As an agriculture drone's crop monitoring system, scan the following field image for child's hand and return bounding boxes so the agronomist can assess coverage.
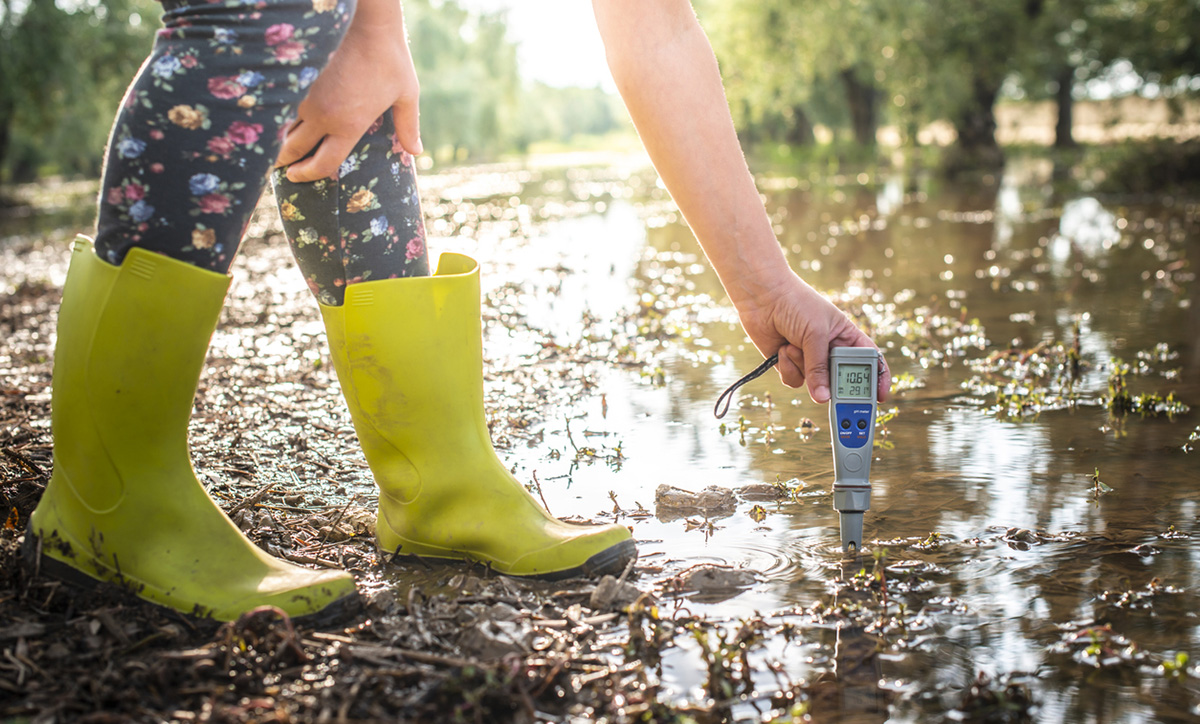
[275,3,421,182]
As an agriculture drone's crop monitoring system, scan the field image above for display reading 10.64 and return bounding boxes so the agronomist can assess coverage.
[836,363,872,399]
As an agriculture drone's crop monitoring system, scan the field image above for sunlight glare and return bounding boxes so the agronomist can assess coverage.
[459,0,614,90]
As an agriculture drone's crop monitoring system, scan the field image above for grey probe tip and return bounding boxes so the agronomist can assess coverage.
[839,512,864,554]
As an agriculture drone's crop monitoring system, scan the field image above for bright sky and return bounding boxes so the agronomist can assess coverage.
[457,0,615,90]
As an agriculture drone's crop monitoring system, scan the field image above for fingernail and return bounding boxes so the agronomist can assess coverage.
[815,385,830,403]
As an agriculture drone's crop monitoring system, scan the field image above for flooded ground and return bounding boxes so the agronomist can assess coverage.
[2,153,1198,721]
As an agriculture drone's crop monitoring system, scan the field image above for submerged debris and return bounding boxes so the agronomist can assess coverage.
[672,564,758,601]
[653,484,737,522]
[954,671,1037,724]
[3,163,1200,722]
[1106,358,1191,418]
[1049,623,1149,670]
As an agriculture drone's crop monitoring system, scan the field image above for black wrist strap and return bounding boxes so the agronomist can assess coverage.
[713,353,779,419]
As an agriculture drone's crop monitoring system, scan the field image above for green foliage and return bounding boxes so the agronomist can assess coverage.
[377,0,630,163]
[406,0,518,161]
[1091,0,1200,89]
[1087,138,1200,195]
[0,0,627,181]
[1160,651,1190,680]
[702,0,1200,164]
[1105,357,1191,418]
[516,82,627,151]
[0,0,158,182]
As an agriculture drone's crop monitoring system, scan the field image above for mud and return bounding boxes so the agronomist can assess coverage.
[2,154,1200,722]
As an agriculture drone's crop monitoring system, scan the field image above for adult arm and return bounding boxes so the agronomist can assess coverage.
[276,0,422,182]
[592,0,889,402]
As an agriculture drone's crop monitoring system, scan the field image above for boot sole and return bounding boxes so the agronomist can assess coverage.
[388,537,639,581]
[21,523,362,627]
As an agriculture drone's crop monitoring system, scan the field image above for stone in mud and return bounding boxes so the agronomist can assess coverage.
[485,602,521,622]
[588,574,642,610]
[457,618,533,659]
[312,506,376,542]
[364,588,401,614]
[447,574,485,594]
[736,482,791,501]
[654,484,737,522]
[674,564,758,603]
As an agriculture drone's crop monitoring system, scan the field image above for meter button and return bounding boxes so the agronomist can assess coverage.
[857,419,867,430]
[841,419,851,430]
[844,452,863,472]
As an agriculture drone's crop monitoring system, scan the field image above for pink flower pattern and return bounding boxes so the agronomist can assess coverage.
[272,109,429,306]
[95,0,355,273]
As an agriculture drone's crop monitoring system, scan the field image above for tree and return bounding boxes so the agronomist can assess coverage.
[406,0,522,161]
[703,0,887,148]
[0,0,157,182]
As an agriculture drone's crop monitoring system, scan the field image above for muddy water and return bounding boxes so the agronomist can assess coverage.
[468,160,1200,721]
[4,158,1198,720]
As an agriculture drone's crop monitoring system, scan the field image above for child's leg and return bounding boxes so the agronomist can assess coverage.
[272,109,430,306]
[95,0,355,273]
[29,0,365,623]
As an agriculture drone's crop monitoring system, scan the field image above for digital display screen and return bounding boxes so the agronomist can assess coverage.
[836,363,873,399]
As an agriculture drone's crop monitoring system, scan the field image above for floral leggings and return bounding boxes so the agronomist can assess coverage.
[95,0,429,306]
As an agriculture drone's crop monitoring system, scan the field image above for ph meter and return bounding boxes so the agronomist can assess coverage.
[828,347,880,553]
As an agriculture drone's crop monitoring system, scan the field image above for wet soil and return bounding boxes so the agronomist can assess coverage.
[3,155,1200,722]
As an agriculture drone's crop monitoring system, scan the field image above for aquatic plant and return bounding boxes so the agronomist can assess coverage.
[687,619,760,707]
[1105,357,1191,418]
[1159,652,1191,681]
[955,672,1037,724]
[873,406,899,449]
[1135,342,1182,376]
[1098,577,1184,611]
[889,372,925,394]
[771,475,805,500]
[1051,624,1148,670]
[963,334,1087,420]
[1090,467,1113,497]
[1184,426,1200,453]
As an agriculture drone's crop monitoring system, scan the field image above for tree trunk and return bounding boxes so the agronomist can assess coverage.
[0,112,10,182]
[947,73,1005,173]
[785,105,815,146]
[840,68,879,147]
[1054,65,1076,148]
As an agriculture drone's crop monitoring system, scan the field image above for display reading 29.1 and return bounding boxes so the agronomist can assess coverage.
[837,363,872,399]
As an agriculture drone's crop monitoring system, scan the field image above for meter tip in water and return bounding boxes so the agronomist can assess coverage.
[838,511,864,551]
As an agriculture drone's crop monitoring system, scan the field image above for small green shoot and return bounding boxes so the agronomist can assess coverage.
[1091,467,1113,497]
[1161,651,1190,681]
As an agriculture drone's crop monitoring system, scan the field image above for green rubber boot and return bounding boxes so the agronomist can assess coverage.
[24,237,358,621]
[320,253,636,579]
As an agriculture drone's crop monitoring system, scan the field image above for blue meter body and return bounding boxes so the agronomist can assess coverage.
[828,347,880,552]
[834,403,873,449]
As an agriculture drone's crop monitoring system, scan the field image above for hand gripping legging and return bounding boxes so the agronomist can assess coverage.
[271,109,430,306]
[95,0,429,306]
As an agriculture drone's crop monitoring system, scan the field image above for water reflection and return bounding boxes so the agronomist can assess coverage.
[496,160,1198,720]
[7,159,1196,719]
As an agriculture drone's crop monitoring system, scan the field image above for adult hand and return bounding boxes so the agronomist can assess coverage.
[732,271,890,404]
[276,0,421,182]
[592,0,888,405]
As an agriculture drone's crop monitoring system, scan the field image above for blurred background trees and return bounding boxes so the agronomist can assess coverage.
[705,0,1200,172]
[0,0,622,182]
[2,0,1198,183]
[0,0,157,182]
